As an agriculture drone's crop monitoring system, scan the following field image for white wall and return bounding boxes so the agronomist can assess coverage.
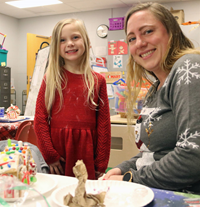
[1,0,200,110]
[0,14,19,91]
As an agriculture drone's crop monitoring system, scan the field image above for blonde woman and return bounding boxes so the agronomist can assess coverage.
[104,2,200,194]
[34,18,111,180]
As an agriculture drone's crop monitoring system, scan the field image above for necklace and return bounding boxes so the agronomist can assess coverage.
[145,121,153,148]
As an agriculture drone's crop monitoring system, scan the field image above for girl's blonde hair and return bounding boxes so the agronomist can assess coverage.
[124,2,200,124]
[45,18,96,114]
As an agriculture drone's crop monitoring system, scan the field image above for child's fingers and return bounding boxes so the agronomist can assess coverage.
[60,157,66,162]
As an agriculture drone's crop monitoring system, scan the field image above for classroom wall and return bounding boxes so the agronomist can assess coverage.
[0,0,200,110]
[0,13,19,91]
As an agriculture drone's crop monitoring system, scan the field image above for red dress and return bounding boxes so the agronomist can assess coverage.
[34,69,111,179]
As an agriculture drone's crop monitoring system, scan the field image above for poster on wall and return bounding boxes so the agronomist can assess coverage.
[108,40,128,55]
[113,55,123,68]
[108,41,118,55]
[118,41,128,55]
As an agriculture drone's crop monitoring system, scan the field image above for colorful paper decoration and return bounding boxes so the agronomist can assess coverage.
[108,40,128,55]
[118,41,128,55]
[108,41,118,55]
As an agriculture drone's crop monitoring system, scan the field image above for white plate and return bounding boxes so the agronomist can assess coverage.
[0,116,30,123]
[51,180,154,207]
[3,173,57,202]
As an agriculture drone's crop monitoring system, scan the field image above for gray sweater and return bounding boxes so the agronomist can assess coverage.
[117,54,200,193]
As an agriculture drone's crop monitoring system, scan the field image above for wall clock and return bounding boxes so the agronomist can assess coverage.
[96,24,109,38]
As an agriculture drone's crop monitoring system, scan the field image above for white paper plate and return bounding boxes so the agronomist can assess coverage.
[0,116,30,123]
[3,173,57,202]
[51,180,154,207]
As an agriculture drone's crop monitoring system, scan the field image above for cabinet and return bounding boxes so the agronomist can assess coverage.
[22,90,27,115]
[0,66,11,109]
[108,115,139,168]
[11,89,16,105]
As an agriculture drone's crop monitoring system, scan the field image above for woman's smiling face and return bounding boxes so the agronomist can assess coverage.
[127,9,170,75]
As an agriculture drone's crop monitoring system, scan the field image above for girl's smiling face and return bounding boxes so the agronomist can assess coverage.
[59,23,85,65]
[127,9,170,75]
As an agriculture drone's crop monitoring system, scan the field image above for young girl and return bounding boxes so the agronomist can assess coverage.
[34,18,111,180]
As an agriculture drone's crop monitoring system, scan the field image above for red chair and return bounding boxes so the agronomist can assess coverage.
[15,120,38,147]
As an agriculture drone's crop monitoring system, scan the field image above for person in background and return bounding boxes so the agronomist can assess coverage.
[34,18,111,180]
[104,2,200,194]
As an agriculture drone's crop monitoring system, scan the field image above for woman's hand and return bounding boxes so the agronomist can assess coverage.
[108,175,123,181]
[49,157,65,175]
[103,168,122,180]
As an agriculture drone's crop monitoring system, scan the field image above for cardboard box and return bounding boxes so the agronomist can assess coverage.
[170,8,184,25]
[100,71,122,84]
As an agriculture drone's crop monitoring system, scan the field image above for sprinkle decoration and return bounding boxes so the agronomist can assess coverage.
[0,160,15,166]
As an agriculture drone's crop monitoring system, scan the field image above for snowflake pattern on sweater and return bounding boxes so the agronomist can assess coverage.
[117,54,200,192]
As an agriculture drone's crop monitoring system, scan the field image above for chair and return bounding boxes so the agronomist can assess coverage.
[15,120,31,138]
[15,120,38,147]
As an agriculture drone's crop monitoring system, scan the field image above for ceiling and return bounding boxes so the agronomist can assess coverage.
[0,0,190,19]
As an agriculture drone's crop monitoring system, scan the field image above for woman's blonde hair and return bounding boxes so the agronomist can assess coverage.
[125,2,200,124]
[45,18,96,114]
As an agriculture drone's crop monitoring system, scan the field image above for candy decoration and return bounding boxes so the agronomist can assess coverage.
[18,141,22,148]
[7,139,12,147]
[23,178,28,184]
[30,176,37,183]
[3,157,8,161]
[0,160,15,166]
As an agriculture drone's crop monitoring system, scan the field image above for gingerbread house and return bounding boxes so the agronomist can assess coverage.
[0,139,37,199]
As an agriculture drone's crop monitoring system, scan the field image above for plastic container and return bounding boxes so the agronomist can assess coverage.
[0,107,4,117]
[109,17,125,30]
[0,176,49,207]
[113,85,147,116]
[0,49,8,66]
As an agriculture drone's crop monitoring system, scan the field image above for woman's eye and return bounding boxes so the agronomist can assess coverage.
[145,29,153,35]
[128,37,136,43]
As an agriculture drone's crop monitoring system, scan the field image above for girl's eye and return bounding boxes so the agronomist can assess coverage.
[73,35,79,40]
[60,38,65,42]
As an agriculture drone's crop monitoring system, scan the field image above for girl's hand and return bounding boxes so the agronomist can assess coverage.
[103,168,122,180]
[49,157,65,175]
[95,171,104,179]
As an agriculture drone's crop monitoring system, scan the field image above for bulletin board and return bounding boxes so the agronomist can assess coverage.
[107,30,128,74]
[24,46,50,116]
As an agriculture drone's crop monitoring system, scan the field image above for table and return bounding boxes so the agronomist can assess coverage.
[14,173,200,207]
[110,114,136,124]
[0,122,20,140]
[0,116,34,140]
